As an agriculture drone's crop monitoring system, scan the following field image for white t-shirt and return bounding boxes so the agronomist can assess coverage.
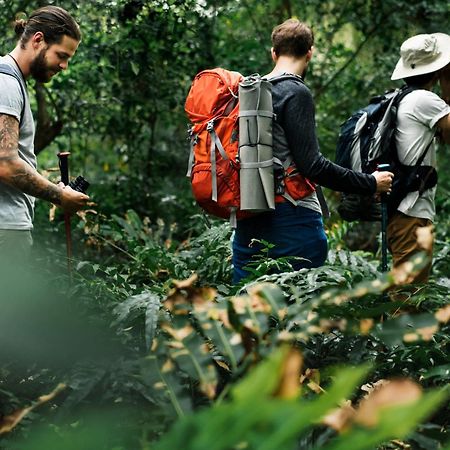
[395,89,450,221]
[0,56,36,230]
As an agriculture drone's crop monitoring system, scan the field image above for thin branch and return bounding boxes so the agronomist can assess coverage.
[315,27,377,99]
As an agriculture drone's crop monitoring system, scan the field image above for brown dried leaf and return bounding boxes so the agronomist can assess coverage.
[307,380,324,394]
[215,359,230,372]
[231,296,248,314]
[201,381,217,400]
[403,333,420,343]
[190,287,217,307]
[273,348,303,399]
[416,325,438,341]
[161,358,175,373]
[206,308,232,329]
[48,204,57,222]
[391,439,411,449]
[435,305,450,323]
[300,369,324,394]
[172,273,198,290]
[360,379,389,395]
[354,379,422,427]
[391,261,415,285]
[161,323,195,341]
[360,318,374,335]
[322,400,356,432]
[319,319,347,333]
[0,383,66,435]
[165,274,217,313]
[244,284,273,314]
[404,324,438,343]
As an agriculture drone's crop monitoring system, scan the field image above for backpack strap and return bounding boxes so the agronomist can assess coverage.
[393,85,433,174]
[273,155,297,205]
[0,63,26,125]
[208,120,230,202]
[185,119,231,204]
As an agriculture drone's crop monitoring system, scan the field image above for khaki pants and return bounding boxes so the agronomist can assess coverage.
[387,212,433,284]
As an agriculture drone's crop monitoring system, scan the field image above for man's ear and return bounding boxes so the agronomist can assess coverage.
[30,32,46,49]
[306,47,313,62]
[271,47,278,63]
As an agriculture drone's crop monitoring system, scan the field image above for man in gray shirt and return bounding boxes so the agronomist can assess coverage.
[0,6,88,260]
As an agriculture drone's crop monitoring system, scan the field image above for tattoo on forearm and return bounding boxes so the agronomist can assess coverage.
[0,114,62,204]
[10,168,62,204]
[0,114,20,159]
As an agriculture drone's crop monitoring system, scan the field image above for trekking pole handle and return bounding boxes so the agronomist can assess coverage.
[58,152,71,185]
[377,163,391,199]
[377,163,391,172]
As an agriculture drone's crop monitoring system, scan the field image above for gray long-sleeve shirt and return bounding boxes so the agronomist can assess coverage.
[272,76,376,195]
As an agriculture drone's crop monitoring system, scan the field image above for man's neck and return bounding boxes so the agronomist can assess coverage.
[266,55,308,79]
[8,47,30,79]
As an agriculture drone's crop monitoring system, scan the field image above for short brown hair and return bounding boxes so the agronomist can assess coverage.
[14,6,81,49]
[271,19,314,57]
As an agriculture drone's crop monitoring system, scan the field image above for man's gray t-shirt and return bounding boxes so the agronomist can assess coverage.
[0,56,36,230]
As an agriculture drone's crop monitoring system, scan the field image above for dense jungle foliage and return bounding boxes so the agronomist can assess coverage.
[0,0,449,449]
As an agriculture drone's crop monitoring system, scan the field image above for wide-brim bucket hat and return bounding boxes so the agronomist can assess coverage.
[391,33,450,80]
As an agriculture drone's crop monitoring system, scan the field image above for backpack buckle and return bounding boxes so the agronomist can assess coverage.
[206,120,215,132]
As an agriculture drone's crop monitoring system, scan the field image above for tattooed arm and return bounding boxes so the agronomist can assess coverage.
[0,114,89,213]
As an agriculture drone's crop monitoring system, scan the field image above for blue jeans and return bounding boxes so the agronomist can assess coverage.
[232,203,328,283]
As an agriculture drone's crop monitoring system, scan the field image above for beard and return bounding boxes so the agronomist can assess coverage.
[30,48,58,83]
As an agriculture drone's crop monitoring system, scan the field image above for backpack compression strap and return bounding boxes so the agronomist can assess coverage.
[0,64,26,125]
[186,118,233,203]
[186,118,234,199]
[207,120,230,202]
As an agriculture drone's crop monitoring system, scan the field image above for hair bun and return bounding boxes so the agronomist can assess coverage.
[13,13,28,36]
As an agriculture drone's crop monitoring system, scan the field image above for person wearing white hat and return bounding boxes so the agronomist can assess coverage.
[388,32,450,283]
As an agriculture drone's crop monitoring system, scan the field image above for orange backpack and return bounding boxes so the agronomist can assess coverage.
[185,68,243,222]
[185,68,315,224]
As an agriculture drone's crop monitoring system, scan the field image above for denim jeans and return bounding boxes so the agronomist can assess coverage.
[232,202,328,284]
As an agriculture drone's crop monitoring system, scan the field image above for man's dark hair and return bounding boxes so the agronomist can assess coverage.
[271,19,314,58]
[14,6,81,49]
[403,71,438,88]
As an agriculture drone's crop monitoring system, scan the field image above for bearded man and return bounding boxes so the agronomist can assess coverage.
[0,6,89,260]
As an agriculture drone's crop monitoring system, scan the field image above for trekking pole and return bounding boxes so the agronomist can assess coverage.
[377,164,390,272]
[58,151,73,280]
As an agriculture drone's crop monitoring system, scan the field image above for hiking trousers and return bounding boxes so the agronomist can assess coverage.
[387,212,433,283]
[232,202,328,284]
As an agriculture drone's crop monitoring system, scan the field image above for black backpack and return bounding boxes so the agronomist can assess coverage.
[335,86,437,221]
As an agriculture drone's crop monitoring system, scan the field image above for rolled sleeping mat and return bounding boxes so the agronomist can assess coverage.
[239,75,275,212]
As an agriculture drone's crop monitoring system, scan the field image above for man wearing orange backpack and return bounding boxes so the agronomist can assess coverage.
[232,19,393,283]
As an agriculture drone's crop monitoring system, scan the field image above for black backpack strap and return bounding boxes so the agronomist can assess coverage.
[393,85,433,170]
[0,63,26,125]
